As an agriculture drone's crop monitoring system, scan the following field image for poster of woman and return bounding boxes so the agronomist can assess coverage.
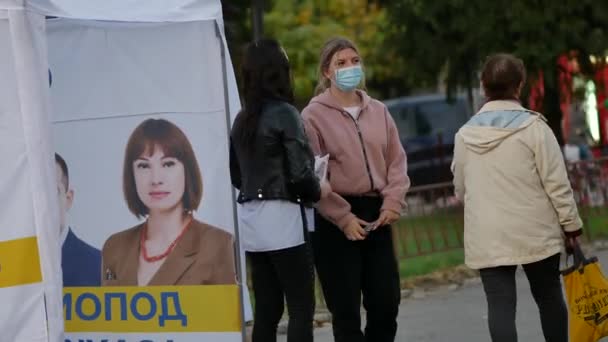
[101,118,236,286]
[46,11,244,341]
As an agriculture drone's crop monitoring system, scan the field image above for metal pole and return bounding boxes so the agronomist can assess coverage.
[215,22,247,342]
[252,0,264,41]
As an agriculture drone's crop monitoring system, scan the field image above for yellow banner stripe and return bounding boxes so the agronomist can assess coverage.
[0,236,42,288]
[64,285,241,333]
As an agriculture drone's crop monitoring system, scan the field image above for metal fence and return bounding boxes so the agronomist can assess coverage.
[392,182,463,260]
[567,157,608,241]
[394,157,608,261]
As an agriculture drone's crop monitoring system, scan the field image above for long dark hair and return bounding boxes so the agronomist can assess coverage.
[233,39,295,148]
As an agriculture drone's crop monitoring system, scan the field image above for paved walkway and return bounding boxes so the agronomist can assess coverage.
[278,249,608,342]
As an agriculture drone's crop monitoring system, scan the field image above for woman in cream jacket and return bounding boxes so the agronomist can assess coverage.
[452,54,582,342]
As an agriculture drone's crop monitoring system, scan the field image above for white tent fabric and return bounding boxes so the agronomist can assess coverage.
[27,0,242,125]
[29,0,223,22]
[48,19,226,121]
[0,1,250,341]
[0,6,63,342]
[25,0,241,122]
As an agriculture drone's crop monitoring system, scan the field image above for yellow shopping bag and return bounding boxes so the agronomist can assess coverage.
[562,243,608,342]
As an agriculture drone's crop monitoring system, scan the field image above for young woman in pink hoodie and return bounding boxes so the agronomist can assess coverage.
[302,37,410,342]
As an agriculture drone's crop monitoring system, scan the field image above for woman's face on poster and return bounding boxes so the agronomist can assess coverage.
[133,145,186,214]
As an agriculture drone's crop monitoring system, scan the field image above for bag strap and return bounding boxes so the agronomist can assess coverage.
[299,203,310,243]
[572,242,587,268]
[562,240,599,275]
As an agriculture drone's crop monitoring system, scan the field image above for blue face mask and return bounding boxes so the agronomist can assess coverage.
[335,65,363,92]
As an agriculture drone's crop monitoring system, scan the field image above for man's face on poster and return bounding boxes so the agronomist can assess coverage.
[56,162,74,231]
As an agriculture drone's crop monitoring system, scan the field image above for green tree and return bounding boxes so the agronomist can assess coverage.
[221,0,253,77]
[387,0,608,142]
[265,0,410,106]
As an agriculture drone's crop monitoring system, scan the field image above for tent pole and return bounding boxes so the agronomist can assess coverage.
[216,21,247,342]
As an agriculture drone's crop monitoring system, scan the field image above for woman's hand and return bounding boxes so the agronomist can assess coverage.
[343,217,370,241]
[375,209,401,228]
[565,235,582,255]
[564,228,583,255]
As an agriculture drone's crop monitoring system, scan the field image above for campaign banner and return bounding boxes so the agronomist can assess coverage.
[63,286,240,341]
[47,18,243,342]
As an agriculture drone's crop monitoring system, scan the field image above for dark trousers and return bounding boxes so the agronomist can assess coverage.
[248,243,315,342]
[479,253,568,342]
[313,196,401,342]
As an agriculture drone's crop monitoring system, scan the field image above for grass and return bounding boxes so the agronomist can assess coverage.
[394,208,463,257]
[581,206,608,240]
[398,250,464,278]
[393,207,465,278]
[393,205,608,279]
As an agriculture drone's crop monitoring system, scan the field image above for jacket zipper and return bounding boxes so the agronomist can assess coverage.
[346,113,375,192]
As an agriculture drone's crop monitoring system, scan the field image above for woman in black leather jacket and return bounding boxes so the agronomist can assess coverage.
[230,39,325,342]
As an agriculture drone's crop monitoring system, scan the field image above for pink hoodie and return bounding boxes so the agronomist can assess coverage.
[302,89,410,230]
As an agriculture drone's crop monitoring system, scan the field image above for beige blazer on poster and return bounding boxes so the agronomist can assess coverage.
[101,219,236,286]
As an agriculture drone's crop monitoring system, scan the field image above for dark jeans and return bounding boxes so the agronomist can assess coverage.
[313,196,401,342]
[479,253,568,342]
[248,243,315,342]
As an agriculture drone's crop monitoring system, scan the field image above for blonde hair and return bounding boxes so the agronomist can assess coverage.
[314,37,365,95]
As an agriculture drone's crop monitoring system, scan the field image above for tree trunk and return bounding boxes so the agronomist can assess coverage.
[252,0,264,41]
[465,62,475,116]
[543,63,564,146]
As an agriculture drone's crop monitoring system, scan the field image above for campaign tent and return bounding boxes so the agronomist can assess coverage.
[0,1,248,341]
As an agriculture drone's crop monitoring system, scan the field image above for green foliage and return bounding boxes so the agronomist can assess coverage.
[389,0,608,87]
[387,0,608,131]
[221,0,252,77]
[265,0,409,106]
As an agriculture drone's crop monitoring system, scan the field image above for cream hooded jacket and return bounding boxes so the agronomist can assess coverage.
[452,100,582,269]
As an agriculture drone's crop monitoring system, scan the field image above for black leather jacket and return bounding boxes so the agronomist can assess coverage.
[230,101,321,205]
